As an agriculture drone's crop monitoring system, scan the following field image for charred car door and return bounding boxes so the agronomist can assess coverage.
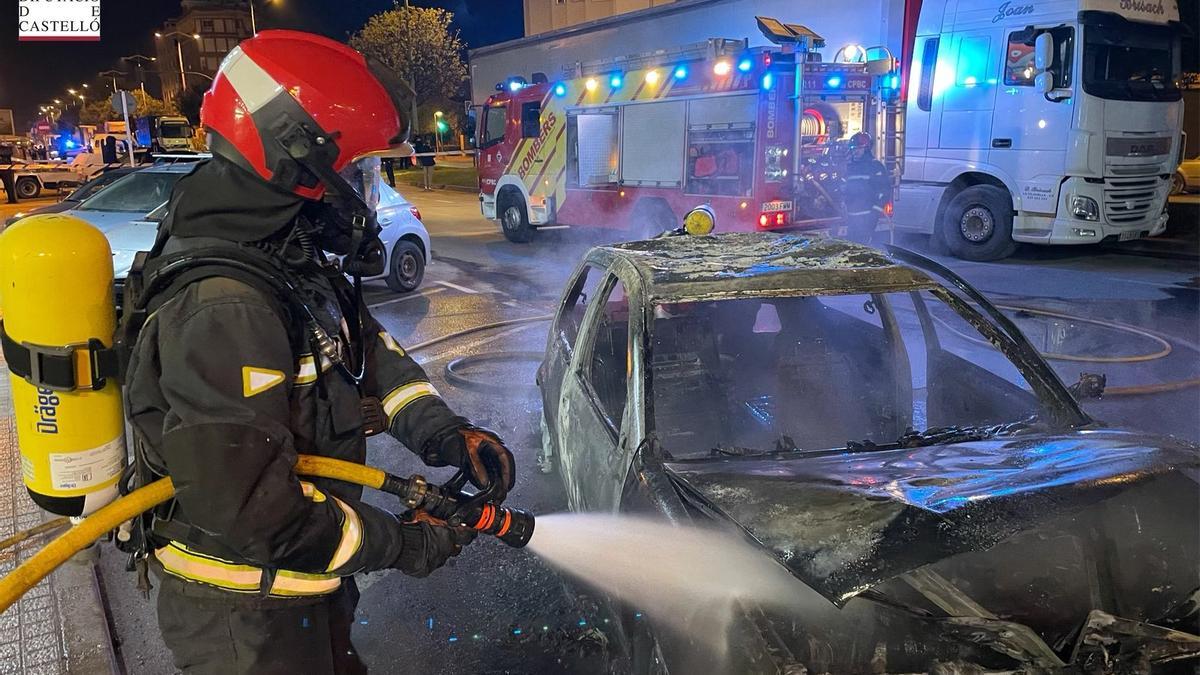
[556,268,643,512]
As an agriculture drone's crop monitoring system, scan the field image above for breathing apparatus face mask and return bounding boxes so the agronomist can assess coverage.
[313,156,386,277]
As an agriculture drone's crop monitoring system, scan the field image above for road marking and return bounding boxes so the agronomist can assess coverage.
[436,280,480,295]
[367,286,444,309]
[414,323,543,366]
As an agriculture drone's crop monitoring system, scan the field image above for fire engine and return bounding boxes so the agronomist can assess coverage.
[477,24,901,243]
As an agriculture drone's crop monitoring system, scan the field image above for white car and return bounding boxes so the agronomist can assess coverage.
[107,177,430,294]
[1172,157,1200,195]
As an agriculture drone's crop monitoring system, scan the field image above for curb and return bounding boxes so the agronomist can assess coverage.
[395,181,476,194]
[51,553,120,674]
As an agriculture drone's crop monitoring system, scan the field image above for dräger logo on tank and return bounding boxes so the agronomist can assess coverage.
[18,0,101,42]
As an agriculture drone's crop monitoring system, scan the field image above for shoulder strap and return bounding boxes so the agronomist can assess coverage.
[114,246,311,381]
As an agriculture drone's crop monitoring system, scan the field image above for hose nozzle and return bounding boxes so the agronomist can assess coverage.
[468,503,535,548]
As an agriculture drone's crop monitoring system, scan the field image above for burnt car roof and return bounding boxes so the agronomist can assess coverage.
[663,428,1200,606]
[592,232,937,303]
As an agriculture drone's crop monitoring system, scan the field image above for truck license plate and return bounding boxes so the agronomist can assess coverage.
[1118,230,1141,242]
[761,200,793,213]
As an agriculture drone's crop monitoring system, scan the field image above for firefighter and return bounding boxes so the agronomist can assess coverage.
[842,132,890,245]
[121,31,515,674]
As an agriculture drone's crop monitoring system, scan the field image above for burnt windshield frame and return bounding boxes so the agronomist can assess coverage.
[888,244,1089,426]
[1079,12,1182,103]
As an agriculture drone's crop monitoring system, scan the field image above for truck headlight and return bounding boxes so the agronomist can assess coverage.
[1070,195,1099,221]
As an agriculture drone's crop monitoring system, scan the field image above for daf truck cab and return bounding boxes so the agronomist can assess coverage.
[895,0,1185,260]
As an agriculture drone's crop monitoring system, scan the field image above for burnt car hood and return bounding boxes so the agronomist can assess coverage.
[663,428,1200,606]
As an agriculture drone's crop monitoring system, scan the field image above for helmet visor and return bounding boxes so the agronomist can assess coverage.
[338,156,382,211]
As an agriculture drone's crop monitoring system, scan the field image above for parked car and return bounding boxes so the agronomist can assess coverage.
[536,231,1200,674]
[374,180,430,293]
[4,167,137,228]
[66,162,195,233]
[106,173,429,294]
[1172,157,1200,195]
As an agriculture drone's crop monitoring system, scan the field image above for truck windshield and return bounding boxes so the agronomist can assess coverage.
[160,124,194,139]
[1082,23,1181,102]
[76,171,183,213]
[646,291,1066,459]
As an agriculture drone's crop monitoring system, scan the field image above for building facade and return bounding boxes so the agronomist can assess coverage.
[155,0,251,102]
[523,0,678,36]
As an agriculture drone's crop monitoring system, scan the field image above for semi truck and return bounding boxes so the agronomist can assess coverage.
[134,115,194,153]
[472,0,1186,259]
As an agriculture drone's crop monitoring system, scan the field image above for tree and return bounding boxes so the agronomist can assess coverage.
[349,4,468,134]
[78,91,178,125]
[176,84,208,126]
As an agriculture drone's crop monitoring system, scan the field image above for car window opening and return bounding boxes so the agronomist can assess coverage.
[647,292,1044,459]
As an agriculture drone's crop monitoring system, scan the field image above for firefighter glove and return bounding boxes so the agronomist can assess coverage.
[394,511,476,578]
[426,421,516,501]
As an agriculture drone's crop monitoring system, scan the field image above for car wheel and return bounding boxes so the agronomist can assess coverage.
[500,193,535,243]
[940,185,1017,261]
[14,177,41,200]
[1170,172,1186,196]
[385,240,425,293]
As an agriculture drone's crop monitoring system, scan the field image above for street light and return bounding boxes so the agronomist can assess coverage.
[249,0,281,35]
[122,55,157,94]
[100,69,127,93]
[156,30,202,96]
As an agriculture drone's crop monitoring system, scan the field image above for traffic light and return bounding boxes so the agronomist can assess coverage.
[436,120,448,133]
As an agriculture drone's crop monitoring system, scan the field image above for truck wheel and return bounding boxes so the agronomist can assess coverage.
[1170,172,1186,195]
[385,239,425,293]
[499,193,534,243]
[940,185,1017,261]
[14,177,41,200]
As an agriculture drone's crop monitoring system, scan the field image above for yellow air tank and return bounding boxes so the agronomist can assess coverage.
[0,214,125,516]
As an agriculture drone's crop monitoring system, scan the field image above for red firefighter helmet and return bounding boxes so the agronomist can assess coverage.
[848,132,873,151]
[201,30,409,201]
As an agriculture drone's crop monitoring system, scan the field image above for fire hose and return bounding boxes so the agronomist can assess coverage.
[0,455,534,615]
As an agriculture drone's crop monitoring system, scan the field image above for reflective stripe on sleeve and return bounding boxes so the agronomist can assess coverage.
[325,496,364,573]
[381,381,440,424]
[270,570,342,596]
[379,332,407,356]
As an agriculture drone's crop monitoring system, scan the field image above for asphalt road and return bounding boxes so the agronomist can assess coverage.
[41,186,1200,673]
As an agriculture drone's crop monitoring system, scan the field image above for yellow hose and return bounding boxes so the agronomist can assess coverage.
[0,455,391,615]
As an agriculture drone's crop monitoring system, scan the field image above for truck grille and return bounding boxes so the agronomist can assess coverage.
[1104,177,1161,225]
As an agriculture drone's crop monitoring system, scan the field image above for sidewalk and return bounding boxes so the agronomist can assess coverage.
[0,355,118,674]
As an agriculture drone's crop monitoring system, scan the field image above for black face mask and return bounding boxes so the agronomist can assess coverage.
[302,199,386,278]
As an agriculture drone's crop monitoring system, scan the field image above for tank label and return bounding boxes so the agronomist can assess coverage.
[34,387,59,434]
[48,436,125,491]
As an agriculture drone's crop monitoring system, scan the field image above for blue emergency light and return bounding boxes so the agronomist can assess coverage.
[737,58,753,73]
[554,83,567,97]
[826,75,842,88]
[761,72,774,90]
[609,73,623,88]
[673,65,688,80]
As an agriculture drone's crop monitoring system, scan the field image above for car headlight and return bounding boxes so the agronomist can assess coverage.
[1070,195,1099,221]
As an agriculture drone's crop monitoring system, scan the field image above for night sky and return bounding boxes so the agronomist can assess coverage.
[0,0,525,127]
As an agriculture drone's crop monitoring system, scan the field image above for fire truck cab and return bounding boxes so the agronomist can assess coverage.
[477,28,901,243]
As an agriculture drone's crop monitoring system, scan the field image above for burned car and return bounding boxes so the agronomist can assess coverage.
[535,232,1200,673]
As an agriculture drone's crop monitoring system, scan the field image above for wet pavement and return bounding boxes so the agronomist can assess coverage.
[83,187,1198,673]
